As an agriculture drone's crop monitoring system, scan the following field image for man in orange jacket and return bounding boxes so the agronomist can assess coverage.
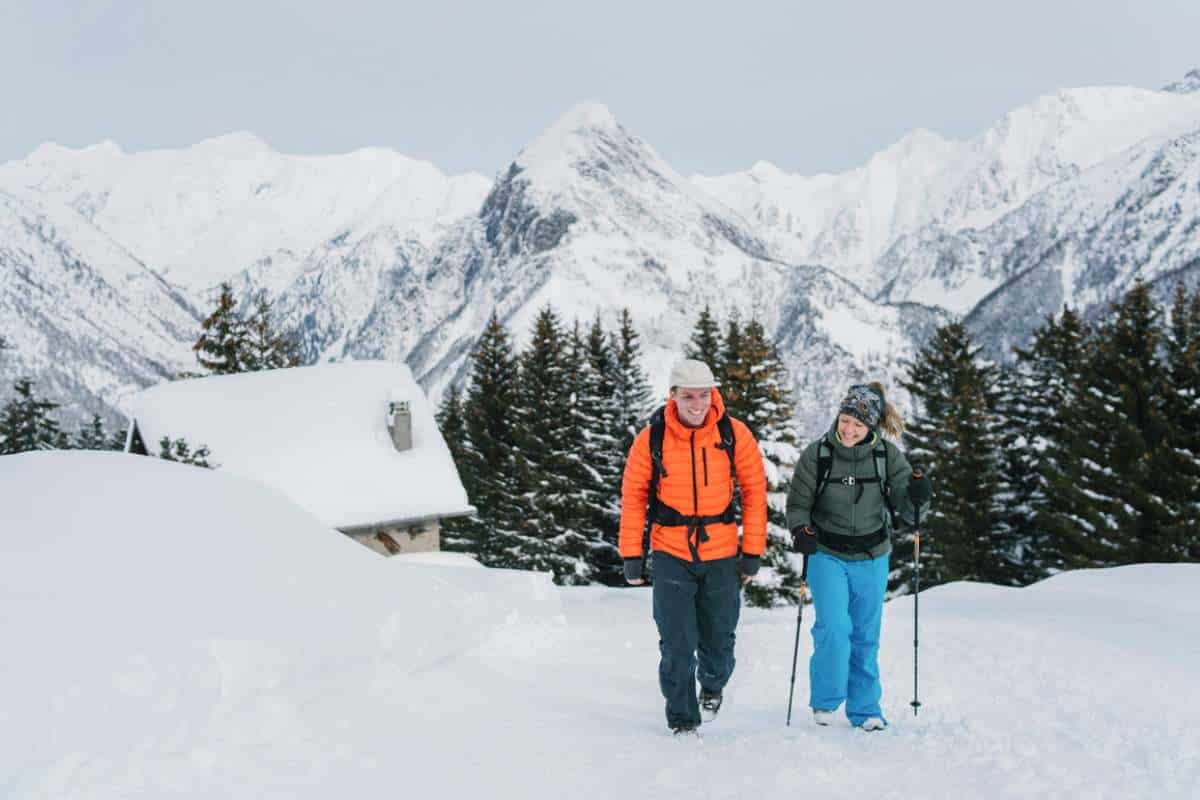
[620,358,768,735]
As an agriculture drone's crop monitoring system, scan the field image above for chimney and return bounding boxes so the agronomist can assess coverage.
[388,400,412,452]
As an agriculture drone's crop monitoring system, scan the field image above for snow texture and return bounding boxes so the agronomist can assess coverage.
[121,361,471,529]
[2,451,1196,798]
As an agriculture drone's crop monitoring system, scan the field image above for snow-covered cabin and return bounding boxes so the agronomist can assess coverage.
[122,361,473,556]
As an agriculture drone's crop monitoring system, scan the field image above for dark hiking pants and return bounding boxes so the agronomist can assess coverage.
[651,552,741,728]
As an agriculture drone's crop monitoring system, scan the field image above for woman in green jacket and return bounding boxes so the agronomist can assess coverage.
[785,383,932,731]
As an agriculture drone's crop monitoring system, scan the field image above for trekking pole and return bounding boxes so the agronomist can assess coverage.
[786,555,809,726]
[911,501,922,717]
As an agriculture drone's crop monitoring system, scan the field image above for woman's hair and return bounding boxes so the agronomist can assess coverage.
[869,381,906,440]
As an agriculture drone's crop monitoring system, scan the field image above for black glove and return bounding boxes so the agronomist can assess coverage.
[623,557,644,583]
[791,525,818,555]
[740,554,761,578]
[907,471,932,505]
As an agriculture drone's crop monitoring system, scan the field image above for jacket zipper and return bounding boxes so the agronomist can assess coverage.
[702,447,709,486]
[690,432,699,513]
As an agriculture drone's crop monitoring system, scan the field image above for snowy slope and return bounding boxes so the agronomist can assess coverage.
[2,451,1196,798]
[6,72,1200,431]
[696,83,1200,311]
[294,101,940,434]
[0,189,200,421]
[0,133,491,293]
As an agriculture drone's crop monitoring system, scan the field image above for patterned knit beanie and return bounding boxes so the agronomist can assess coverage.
[839,384,885,430]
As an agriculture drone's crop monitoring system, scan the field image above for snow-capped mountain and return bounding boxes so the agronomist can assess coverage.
[0,135,491,426]
[2,71,1198,434]
[0,133,490,295]
[268,102,937,433]
[0,188,199,422]
[696,83,1200,314]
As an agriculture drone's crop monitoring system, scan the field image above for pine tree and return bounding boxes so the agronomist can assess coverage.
[436,385,469,485]
[686,305,723,370]
[1163,283,1200,560]
[0,379,68,454]
[1010,307,1091,578]
[720,315,751,422]
[453,313,543,571]
[516,307,593,584]
[579,314,625,584]
[1081,282,1174,563]
[893,323,1009,593]
[157,436,213,468]
[435,383,474,551]
[244,296,302,371]
[734,320,805,607]
[611,308,653,454]
[73,414,126,451]
[194,283,249,375]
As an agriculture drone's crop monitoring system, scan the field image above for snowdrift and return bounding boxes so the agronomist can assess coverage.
[2,450,1197,799]
[0,452,558,797]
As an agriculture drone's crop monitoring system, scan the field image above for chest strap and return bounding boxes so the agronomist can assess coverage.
[651,501,737,561]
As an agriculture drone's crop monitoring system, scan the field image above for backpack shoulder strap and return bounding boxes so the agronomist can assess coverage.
[873,443,899,528]
[715,413,736,477]
[812,439,834,512]
[642,406,668,555]
[648,406,668,486]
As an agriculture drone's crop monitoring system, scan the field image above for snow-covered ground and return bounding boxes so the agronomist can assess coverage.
[2,452,1197,798]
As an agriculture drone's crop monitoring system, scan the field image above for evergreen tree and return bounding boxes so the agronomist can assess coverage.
[893,323,1009,593]
[435,383,474,551]
[1069,282,1174,564]
[579,314,625,584]
[435,385,469,486]
[734,320,805,607]
[73,414,127,451]
[194,282,249,375]
[611,308,653,454]
[720,315,751,422]
[515,307,593,584]
[452,313,544,571]
[244,296,302,371]
[1008,307,1091,579]
[157,436,213,467]
[1163,283,1200,559]
[686,305,723,370]
[991,364,1039,582]
[0,379,68,454]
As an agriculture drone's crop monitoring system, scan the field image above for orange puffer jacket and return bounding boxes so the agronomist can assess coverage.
[619,388,767,562]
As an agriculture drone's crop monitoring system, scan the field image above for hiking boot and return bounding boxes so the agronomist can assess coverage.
[671,723,700,737]
[813,708,836,727]
[699,689,723,722]
[858,717,887,732]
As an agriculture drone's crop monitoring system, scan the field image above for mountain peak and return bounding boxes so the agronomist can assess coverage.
[514,101,625,173]
[192,131,272,157]
[549,101,621,133]
[24,139,124,165]
[1163,68,1200,95]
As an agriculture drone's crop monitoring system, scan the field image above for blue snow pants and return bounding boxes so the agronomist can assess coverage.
[651,552,741,729]
[807,549,890,727]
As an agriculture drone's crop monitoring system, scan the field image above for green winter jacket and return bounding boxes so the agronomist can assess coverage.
[785,426,926,562]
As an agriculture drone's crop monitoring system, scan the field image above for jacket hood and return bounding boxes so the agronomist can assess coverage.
[665,387,726,438]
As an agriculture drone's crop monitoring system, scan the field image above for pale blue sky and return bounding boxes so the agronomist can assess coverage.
[2,0,1197,177]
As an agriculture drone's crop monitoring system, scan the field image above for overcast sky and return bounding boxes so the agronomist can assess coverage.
[2,0,1198,177]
